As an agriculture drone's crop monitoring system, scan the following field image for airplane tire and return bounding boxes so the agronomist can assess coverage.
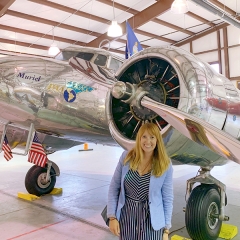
[25,165,56,196]
[185,184,222,240]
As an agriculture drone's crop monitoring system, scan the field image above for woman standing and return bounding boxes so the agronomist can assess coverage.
[107,123,173,240]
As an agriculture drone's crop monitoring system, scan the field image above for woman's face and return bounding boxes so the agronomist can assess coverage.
[140,130,157,154]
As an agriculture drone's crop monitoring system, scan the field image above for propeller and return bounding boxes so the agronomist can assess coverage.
[111,80,240,164]
[141,96,240,164]
[112,57,180,140]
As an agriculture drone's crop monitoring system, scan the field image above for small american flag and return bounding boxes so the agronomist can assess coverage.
[28,132,47,167]
[2,135,13,161]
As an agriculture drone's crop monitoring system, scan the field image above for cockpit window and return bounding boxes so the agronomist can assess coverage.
[55,51,94,61]
[94,54,107,66]
[109,57,123,71]
[76,52,94,61]
[55,51,75,61]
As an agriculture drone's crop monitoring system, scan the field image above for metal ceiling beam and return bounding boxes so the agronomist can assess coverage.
[207,0,238,16]
[207,0,240,23]
[175,22,229,47]
[4,10,149,52]
[134,29,175,44]
[0,49,46,57]
[25,1,150,48]
[102,47,124,55]
[0,24,85,46]
[0,38,49,50]
[6,10,101,37]
[0,36,125,56]
[0,0,15,17]
[29,0,110,24]
[190,0,240,29]
[2,0,229,57]
[186,11,215,27]
[97,0,138,15]
[223,27,230,78]
[217,30,222,74]
[28,0,174,45]
[86,0,175,48]
[112,38,149,49]
[97,0,193,35]
[151,18,194,35]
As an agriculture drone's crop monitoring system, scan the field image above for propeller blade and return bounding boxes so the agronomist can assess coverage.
[141,96,240,164]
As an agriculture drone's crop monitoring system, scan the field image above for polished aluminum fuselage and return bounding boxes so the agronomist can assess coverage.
[0,55,113,146]
[105,47,240,167]
[1,46,240,168]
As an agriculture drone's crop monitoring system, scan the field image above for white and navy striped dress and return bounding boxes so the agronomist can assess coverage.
[119,169,163,240]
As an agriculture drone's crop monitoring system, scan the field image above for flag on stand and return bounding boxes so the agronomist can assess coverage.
[125,21,143,59]
[28,132,48,167]
[2,135,13,161]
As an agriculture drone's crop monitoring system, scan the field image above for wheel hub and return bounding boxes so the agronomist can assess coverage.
[37,172,51,188]
[207,202,219,229]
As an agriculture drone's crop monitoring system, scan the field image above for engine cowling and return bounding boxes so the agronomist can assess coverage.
[106,46,239,166]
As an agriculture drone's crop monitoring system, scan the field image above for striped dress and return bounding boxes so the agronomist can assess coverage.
[119,169,163,240]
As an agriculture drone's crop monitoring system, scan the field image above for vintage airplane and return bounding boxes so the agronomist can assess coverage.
[0,46,124,194]
[0,45,240,240]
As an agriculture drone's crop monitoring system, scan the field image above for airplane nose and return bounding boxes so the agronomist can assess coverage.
[111,81,131,100]
[111,81,148,109]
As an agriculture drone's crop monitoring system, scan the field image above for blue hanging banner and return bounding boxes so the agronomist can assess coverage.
[125,21,143,59]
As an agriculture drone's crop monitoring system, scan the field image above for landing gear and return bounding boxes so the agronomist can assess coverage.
[25,161,60,196]
[186,184,222,240]
[185,167,229,240]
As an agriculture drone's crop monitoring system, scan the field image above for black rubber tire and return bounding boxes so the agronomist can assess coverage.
[185,184,222,240]
[25,165,56,196]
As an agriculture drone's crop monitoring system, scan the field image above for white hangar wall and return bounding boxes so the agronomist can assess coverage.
[180,25,240,91]
[193,32,218,52]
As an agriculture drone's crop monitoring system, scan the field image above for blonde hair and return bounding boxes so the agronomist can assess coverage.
[124,123,170,177]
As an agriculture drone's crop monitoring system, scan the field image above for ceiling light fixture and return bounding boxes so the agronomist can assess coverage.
[48,27,60,56]
[107,0,122,37]
[48,43,60,56]
[171,0,188,14]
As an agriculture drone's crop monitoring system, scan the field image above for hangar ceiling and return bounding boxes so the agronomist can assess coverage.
[0,0,239,58]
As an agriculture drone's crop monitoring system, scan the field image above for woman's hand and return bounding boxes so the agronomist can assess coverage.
[109,219,120,236]
[163,232,169,240]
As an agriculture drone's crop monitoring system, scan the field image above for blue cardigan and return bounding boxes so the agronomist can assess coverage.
[107,150,174,230]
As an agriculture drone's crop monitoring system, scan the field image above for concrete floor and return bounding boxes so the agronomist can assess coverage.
[0,143,239,240]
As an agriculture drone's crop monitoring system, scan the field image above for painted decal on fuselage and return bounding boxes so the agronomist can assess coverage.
[46,81,95,103]
[16,72,43,84]
[47,83,65,93]
[62,81,95,103]
[66,81,94,93]
[63,88,76,103]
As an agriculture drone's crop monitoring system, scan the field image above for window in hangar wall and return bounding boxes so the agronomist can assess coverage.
[209,63,220,73]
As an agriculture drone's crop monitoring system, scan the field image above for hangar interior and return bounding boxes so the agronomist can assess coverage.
[0,144,240,239]
[1,0,240,86]
[1,0,240,240]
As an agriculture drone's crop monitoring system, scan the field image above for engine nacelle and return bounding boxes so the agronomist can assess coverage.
[106,46,239,167]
